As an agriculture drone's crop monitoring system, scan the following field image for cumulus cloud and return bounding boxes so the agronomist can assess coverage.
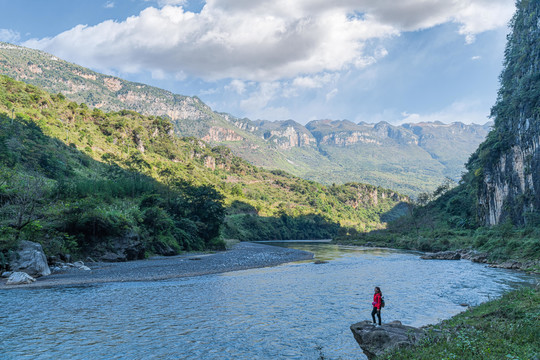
[104,1,115,9]
[292,73,338,89]
[226,79,247,94]
[23,0,514,82]
[238,82,291,119]
[0,29,21,43]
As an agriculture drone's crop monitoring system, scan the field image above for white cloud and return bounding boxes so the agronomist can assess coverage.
[453,0,515,44]
[292,73,338,89]
[151,69,166,79]
[400,111,421,123]
[104,1,115,9]
[23,1,514,82]
[400,100,490,125]
[0,29,20,43]
[199,87,219,95]
[174,71,187,80]
[326,88,338,101]
[145,0,186,6]
[238,82,291,119]
[471,55,481,61]
[226,79,246,94]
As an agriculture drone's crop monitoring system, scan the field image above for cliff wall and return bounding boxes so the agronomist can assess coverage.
[475,0,540,226]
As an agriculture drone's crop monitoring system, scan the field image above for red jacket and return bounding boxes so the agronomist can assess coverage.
[372,293,382,309]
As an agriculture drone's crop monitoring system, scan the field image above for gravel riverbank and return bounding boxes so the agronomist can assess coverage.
[0,242,314,289]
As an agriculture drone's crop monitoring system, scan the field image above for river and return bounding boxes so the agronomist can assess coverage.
[1,243,537,359]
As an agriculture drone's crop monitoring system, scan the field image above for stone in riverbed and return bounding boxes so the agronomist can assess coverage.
[420,250,461,260]
[6,272,36,285]
[9,240,51,277]
[350,320,426,359]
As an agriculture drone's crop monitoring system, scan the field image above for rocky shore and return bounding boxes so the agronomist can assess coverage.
[0,242,313,289]
[420,249,540,273]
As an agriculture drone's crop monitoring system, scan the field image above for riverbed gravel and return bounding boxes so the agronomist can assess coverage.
[0,242,314,289]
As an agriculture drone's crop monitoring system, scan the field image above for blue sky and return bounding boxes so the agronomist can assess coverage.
[0,0,514,125]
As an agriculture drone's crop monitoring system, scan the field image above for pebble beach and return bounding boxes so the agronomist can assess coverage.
[0,242,314,289]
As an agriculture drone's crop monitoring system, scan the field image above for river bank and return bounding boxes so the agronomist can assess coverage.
[333,238,540,274]
[0,242,313,289]
[376,286,540,359]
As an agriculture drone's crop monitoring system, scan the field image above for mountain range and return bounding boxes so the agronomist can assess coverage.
[0,42,491,195]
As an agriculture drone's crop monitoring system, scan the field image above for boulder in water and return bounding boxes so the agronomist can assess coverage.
[9,241,51,277]
[350,320,426,359]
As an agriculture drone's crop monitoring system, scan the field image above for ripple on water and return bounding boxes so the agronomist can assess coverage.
[1,244,537,360]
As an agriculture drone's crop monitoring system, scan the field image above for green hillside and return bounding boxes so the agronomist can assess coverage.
[0,42,490,196]
[0,75,407,265]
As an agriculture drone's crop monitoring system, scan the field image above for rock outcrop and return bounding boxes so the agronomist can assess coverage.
[421,250,461,260]
[421,249,489,262]
[6,271,36,285]
[350,320,426,359]
[420,250,540,273]
[95,231,146,262]
[9,240,51,277]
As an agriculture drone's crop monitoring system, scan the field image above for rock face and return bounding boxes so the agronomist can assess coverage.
[96,231,146,262]
[474,1,540,226]
[350,320,426,359]
[6,272,36,285]
[9,240,51,277]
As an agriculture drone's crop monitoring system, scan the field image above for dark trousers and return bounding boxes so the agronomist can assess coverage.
[371,307,381,325]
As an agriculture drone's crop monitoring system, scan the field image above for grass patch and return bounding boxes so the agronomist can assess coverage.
[381,287,540,360]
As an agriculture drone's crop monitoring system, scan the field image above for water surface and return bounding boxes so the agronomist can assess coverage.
[1,244,537,359]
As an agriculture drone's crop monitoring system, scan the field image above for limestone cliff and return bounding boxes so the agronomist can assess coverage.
[254,120,316,149]
[470,0,540,226]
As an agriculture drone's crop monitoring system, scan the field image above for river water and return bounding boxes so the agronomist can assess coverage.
[1,243,537,360]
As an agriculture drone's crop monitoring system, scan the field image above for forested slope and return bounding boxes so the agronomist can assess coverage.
[0,75,406,265]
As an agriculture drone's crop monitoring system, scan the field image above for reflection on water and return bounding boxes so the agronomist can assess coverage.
[1,243,537,360]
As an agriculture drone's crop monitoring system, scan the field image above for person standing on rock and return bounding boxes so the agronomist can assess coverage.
[371,286,382,326]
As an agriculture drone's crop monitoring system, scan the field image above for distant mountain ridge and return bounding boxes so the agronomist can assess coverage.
[0,42,491,195]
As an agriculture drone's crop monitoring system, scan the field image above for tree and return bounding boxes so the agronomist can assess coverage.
[0,173,47,241]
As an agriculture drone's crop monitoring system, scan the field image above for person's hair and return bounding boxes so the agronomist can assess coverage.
[375,286,382,295]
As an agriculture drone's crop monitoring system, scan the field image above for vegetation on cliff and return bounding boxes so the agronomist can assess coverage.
[337,0,540,264]
[0,75,406,266]
[466,0,540,226]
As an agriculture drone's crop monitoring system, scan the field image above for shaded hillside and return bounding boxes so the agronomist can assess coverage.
[0,75,407,264]
[1,42,489,195]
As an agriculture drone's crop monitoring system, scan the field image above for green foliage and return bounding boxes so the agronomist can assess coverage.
[337,175,540,261]
[461,0,540,226]
[222,213,342,241]
[0,75,406,264]
[380,287,540,360]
